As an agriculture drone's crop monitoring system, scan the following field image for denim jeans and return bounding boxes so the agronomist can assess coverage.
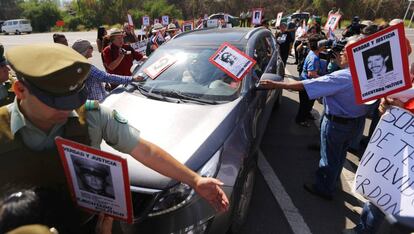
[354,202,384,234]
[315,115,365,195]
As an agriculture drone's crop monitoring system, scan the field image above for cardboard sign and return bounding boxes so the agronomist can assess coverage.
[324,13,341,31]
[251,8,263,25]
[55,137,133,223]
[275,12,283,27]
[162,15,169,26]
[347,23,411,104]
[144,54,177,79]
[354,106,414,217]
[182,21,194,32]
[130,39,148,54]
[209,42,256,81]
[127,14,134,26]
[142,16,150,26]
[207,19,219,28]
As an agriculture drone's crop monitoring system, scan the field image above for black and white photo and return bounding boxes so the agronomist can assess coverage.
[362,42,393,80]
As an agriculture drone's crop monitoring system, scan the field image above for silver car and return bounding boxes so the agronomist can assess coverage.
[101,27,284,234]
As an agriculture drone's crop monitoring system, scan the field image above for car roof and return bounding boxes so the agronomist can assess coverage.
[170,27,261,47]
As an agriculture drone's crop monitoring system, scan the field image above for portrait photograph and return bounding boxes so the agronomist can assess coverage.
[362,41,393,80]
[251,8,263,25]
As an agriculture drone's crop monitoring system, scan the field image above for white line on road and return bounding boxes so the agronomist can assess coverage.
[258,150,313,234]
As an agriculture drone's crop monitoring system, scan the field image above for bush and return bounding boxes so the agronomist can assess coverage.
[64,15,83,31]
[19,0,62,32]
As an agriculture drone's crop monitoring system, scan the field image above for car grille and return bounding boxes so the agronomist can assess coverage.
[131,191,161,223]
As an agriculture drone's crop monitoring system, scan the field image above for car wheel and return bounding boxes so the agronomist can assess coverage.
[15,30,20,35]
[229,157,257,233]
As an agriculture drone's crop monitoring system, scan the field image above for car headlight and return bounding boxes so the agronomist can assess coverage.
[148,149,222,217]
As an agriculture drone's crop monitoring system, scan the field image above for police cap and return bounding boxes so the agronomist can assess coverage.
[5,43,91,110]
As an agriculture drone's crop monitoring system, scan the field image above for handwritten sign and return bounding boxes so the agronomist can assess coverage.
[347,23,411,104]
[55,137,133,223]
[144,54,177,79]
[354,106,414,218]
[209,42,256,81]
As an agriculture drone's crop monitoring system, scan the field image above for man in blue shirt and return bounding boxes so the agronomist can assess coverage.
[259,36,370,200]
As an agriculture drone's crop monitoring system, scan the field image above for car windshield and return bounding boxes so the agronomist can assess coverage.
[135,45,244,103]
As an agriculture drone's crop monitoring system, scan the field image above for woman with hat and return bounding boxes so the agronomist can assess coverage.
[146,23,166,56]
[165,23,179,41]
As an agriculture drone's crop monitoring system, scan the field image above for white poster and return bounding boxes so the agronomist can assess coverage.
[251,8,263,25]
[347,23,412,104]
[130,39,148,54]
[354,106,414,218]
[144,54,177,79]
[324,13,341,31]
[275,12,283,27]
[142,16,150,26]
[207,19,219,28]
[55,137,133,223]
[127,14,134,26]
[209,42,257,81]
[162,15,169,26]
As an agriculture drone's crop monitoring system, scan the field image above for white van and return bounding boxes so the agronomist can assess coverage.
[1,19,33,35]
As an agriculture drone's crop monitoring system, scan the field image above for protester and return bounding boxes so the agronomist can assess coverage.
[259,36,370,200]
[123,23,138,44]
[276,22,294,67]
[96,26,109,53]
[102,28,144,90]
[342,16,363,38]
[72,39,141,102]
[294,19,307,65]
[146,23,166,56]
[165,23,179,41]
[295,34,324,127]
[52,33,68,46]
[0,43,13,107]
[0,43,229,232]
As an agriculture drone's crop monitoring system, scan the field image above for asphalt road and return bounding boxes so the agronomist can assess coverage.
[1,28,414,233]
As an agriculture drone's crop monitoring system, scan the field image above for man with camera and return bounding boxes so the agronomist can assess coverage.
[259,36,370,200]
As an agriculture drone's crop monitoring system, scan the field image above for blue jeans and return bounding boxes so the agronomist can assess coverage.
[354,202,384,234]
[315,115,365,195]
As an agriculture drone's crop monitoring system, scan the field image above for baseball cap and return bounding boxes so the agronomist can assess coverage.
[5,43,91,110]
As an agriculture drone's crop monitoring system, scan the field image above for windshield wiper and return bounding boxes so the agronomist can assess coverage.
[161,90,221,105]
[131,83,181,103]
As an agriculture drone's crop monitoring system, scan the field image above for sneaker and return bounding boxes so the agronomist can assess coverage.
[303,183,333,201]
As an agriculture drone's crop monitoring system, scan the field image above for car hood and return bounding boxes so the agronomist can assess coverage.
[100,90,243,190]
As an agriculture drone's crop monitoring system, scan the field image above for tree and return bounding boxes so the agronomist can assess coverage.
[0,0,23,20]
[19,0,62,32]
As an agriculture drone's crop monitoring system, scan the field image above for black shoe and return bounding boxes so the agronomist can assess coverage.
[342,228,357,234]
[307,143,320,151]
[303,183,333,201]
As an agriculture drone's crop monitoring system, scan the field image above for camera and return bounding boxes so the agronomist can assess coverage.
[318,38,347,61]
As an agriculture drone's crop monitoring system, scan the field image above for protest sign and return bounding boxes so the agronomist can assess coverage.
[275,12,283,27]
[251,8,263,25]
[324,13,341,31]
[347,23,411,104]
[207,19,219,28]
[142,16,150,26]
[162,15,169,26]
[130,39,148,55]
[55,137,133,223]
[127,14,134,26]
[354,106,414,217]
[209,42,256,81]
[144,54,177,79]
[182,21,194,32]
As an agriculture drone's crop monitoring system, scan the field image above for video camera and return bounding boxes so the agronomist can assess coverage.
[318,38,347,61]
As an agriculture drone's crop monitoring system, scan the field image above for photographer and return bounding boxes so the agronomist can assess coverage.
[102,28,145,91]
[276,22,294,67]
[342,16,363,38]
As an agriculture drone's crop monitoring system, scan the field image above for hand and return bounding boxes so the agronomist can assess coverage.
[132,75,144,82]
[379,97,405,115]
[95,213,113,234]
[194,177,229,213]
[258,80,276,89]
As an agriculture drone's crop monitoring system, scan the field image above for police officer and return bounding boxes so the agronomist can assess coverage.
[259,36,370,200]
[0,43,229,230]
[0,43,14,106]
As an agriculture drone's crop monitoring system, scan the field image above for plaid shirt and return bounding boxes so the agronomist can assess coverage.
[86,65,133,102]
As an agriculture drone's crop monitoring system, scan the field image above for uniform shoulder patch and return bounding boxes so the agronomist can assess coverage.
[85,100,100,111]
[112,110,128,124]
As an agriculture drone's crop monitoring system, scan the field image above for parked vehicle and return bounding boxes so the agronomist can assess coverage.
[101,27,284,234]
[209,13,240,27]
[281,12,311,24]
[1,19,32,35]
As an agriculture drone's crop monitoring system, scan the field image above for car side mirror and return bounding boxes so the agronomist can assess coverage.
[255,73,283,90]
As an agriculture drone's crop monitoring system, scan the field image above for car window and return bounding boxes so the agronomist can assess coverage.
[21,20,29,24]
[13,21,18,25]
[253,36,273,78]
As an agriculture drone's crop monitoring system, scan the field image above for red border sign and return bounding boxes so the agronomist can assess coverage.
[55,137,133,224]
[209,42,256,82]
[182,20,194,32]
[346,23,411,104]
[324,13,342,31]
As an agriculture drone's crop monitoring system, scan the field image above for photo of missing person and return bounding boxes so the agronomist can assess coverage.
[328,17,336,27]
[72,157,115,199]
[220,52,237,66]
[362,41,394,80]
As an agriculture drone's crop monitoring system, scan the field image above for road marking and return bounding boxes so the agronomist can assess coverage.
[258,150,313,234]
